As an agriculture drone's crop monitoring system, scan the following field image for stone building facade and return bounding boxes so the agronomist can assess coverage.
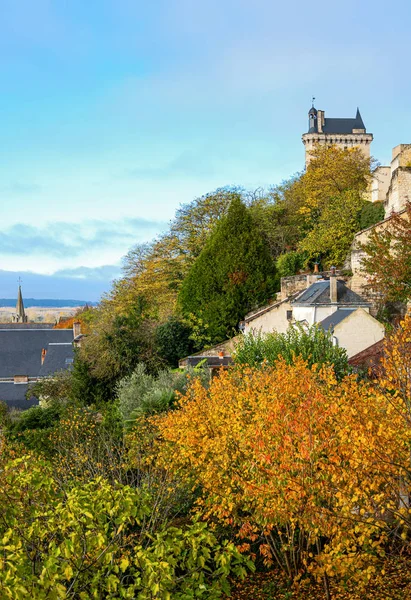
[382,144,411,215]
[350,144,411,306]
[302,103,373,167]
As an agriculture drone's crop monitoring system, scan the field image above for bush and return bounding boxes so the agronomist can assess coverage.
[234,322,349,380]
[276,251,307,278]
[0,456,251,598]
[5,404,64,454]
[117,363,210,424]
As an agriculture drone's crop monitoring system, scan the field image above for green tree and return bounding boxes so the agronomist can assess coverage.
[276,250,307,277]
[155,316,194,367]
[178,196,278,344]
[299,189,365,267]
[359,201,385,230]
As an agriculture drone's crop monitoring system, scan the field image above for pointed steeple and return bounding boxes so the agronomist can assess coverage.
[355,107,366,130]
[13,283,28,323]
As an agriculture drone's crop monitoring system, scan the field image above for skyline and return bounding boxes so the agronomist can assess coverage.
[1,0,410,300]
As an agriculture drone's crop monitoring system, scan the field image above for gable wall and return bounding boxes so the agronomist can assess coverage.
[244,301,292,334]
[334,309,385,358]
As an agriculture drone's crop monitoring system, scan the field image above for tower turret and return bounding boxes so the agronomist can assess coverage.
[308,103,318,133]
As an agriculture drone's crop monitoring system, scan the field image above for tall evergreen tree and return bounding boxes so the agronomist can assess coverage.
[178,196,278,343]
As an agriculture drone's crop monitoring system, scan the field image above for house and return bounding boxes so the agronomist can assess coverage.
[0,324,77,409]
[245,269,385,359]
[318,308,385,359]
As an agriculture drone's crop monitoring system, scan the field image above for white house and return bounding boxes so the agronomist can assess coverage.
[244,270,385,359]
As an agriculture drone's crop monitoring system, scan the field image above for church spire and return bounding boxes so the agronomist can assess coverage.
[13,281,28,323]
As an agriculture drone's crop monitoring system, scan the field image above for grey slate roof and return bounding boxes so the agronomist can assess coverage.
[322,109,366,134]
[0,382,38,410]
[38,344,74,377]
[292,280,369,307]
[318,309,356,331]
[308,108,367,135]
[0,330,73,378]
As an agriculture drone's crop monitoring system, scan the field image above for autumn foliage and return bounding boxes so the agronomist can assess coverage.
[154,347,411,592]
[360,201,411,306]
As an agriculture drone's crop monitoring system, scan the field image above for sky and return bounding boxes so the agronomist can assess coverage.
[0,0,410,301]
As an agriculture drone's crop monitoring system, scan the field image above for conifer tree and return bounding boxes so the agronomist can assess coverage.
[178,196,278,344]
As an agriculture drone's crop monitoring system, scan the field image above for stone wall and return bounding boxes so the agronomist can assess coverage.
[302,133,373,167]
[350,212,409,314]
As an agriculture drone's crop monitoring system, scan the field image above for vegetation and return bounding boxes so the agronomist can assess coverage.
[233,323,349,380]
[178,196,278,344]
[360,201,411,307]
[4,143,405,598]
[154,317,411,597]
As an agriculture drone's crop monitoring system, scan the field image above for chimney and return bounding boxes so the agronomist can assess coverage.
[73,321,81,339]
[307,262,321,288]
[330,266,337,303]
[41,348,47,365]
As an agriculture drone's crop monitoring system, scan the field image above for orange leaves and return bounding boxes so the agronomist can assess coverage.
[153,358,411,585]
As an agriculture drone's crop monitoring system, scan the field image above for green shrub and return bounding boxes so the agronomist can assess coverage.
[5,404,64,454]
[234,322,350,380]
[276,251,307,278]
[0,457,251,598]
[117,363,210,424]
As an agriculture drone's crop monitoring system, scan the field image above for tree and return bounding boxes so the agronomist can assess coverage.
[299,189,365,267]
[155,360,411,594]
[178,196,278,344]
[276,251,307,278]
[360,202,411,306]
[359,201,385,230]
[302,145,373,223]
[155,316,194,367]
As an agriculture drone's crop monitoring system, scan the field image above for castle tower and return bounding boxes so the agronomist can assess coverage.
[302,102,373,167]
[12,284,28,323]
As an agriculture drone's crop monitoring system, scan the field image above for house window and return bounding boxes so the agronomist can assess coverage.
[286,310,293,321]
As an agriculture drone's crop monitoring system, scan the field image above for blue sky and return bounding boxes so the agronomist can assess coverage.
[0,0,410,300]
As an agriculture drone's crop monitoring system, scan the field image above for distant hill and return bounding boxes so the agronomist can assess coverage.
[0,299,97,308]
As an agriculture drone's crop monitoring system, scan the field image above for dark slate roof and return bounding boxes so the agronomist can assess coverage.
[292,280,369,307]
[0,323,55,329]
[0,382,38,410]
[38,344,74,377]
[322,109,366,134]
[318,309,356,331]
[0,330,73,377]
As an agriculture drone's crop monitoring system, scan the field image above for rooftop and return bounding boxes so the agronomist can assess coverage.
[292,280,369,307]
[318,309,356,331]
[308,108,368,135]
[0,329,74,378]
